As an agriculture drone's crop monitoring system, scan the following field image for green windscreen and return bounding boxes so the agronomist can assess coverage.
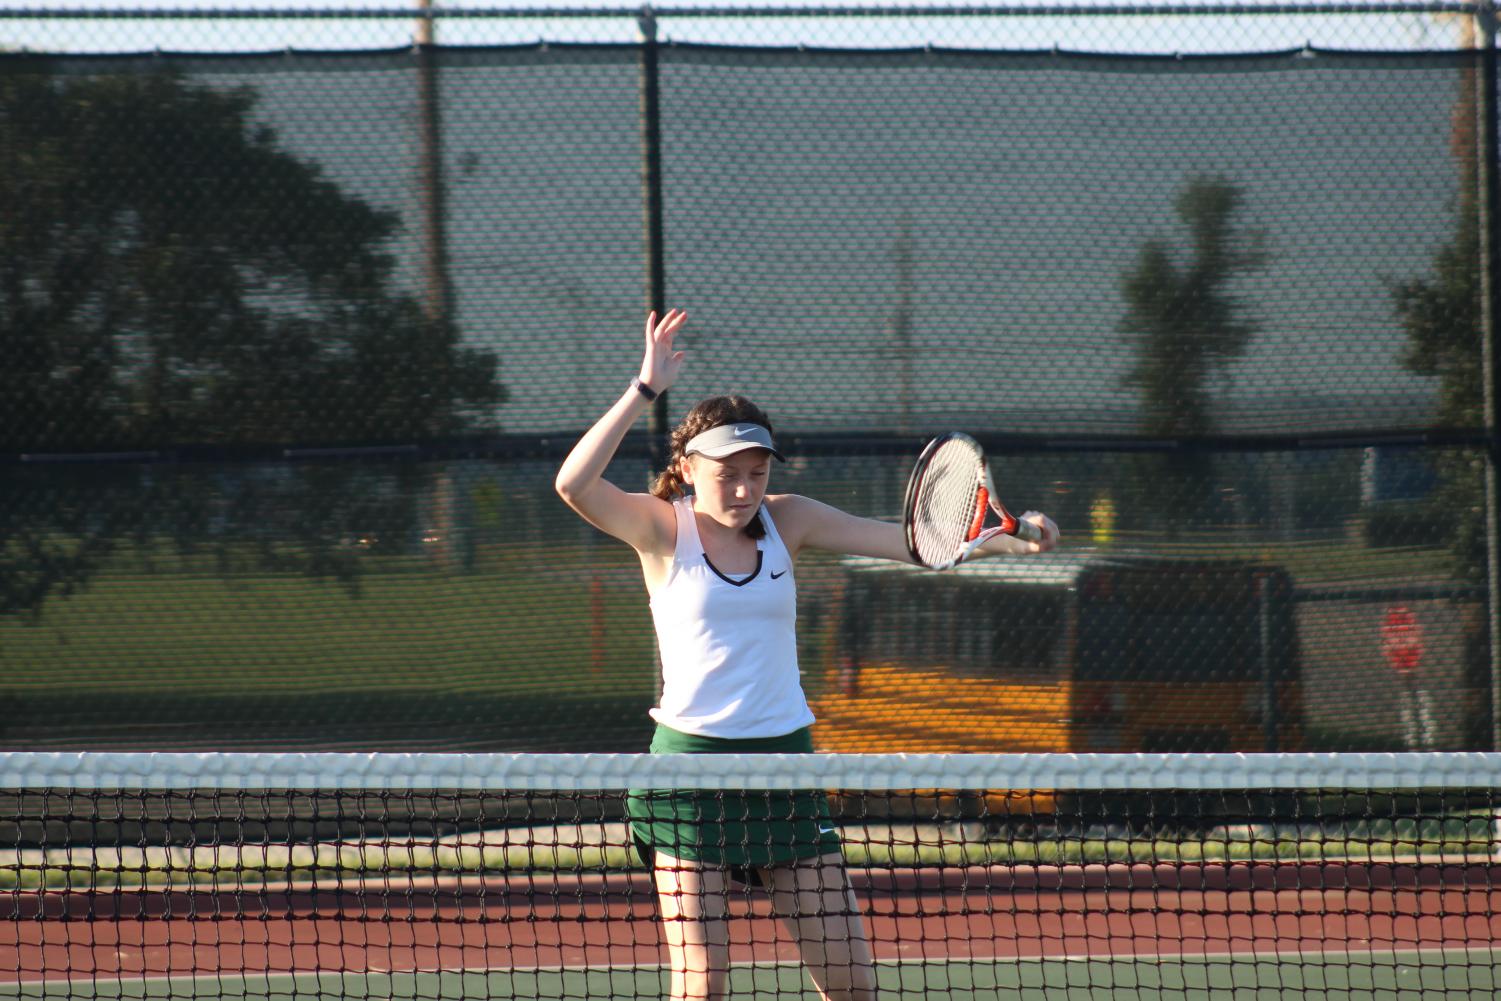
[1,40,1489,753]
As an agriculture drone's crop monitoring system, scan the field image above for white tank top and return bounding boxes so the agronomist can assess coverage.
[648,497,814,738]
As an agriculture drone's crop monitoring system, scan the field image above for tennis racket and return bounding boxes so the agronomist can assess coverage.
[902,432,1043,570]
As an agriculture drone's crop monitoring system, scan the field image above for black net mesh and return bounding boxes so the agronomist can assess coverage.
[3,751,1500,999]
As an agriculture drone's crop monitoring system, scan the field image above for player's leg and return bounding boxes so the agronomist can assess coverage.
[764,852,878,1001]
[654,851,732,1001]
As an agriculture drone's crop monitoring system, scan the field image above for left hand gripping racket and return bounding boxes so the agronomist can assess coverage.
[902,432,1043,570]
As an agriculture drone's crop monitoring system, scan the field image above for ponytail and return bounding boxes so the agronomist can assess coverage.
[650,464,687,501]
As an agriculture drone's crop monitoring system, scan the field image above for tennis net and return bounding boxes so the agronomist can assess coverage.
[3,751,1500,999]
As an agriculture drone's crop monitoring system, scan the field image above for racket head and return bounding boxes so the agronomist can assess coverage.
[902,433,988,569]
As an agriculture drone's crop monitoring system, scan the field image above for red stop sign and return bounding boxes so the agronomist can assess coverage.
[1381,605,1424,674]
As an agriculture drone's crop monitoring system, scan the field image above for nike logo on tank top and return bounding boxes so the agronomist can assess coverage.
[648,497,814,738]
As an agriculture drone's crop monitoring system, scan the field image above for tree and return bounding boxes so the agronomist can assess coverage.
[0,66,505,614]
[0,67,502,450]
[1120,175,1267,526]
[1390,208,1483,576]
[1390,63,1486,583]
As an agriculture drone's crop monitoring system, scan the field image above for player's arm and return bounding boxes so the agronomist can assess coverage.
[769,493,1057,563]
[766,494,918,564]
[554,386,672,553]
[554,310,686,554]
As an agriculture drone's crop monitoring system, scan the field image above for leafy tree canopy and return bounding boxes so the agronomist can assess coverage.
[1120,175,1267,440]
[1118,175,1267,529]
[1392,171,1484,581]
[0,65,505,617]
[0,66,503,451]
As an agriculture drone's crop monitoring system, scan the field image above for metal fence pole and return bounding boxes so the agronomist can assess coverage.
[416,0,451,336]
[1258,574,1278,752]
[638,7,668,707]
[1477,0,1501,750]
[416,0,462,568]
[638,7,669,478]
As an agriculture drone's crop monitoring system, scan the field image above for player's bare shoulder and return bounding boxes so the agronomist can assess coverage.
[763,493,818,549]
[632,492,679,594]
[566,484,678,559]
[763,493,811,518]
[633,489,680,558]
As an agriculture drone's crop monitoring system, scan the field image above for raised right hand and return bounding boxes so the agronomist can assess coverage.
[638,308,687,395]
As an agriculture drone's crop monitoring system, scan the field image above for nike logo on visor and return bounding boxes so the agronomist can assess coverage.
[733,425,756,436]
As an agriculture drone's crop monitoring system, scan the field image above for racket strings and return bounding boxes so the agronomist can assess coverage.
[912,439,986,566]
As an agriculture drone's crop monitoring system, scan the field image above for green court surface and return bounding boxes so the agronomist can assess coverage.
[5,951,1500,1000]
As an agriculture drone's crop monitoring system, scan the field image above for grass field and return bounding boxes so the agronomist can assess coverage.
[0,545,688,749]
[1,548,656,697]
[0,534,1462,749]
[2,534,1451,690]
[4,823,1495,891]
[1113,533,1457,585]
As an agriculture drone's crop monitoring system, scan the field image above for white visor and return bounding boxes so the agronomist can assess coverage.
[683,423,785,461]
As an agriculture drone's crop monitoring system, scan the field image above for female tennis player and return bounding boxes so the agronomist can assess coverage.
[555,309,1058,1001]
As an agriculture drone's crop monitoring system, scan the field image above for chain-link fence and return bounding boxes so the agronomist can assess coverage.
[0,3,1480,55]
[1,3,1496,754]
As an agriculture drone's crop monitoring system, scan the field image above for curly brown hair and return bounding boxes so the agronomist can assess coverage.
[650,395,776,539]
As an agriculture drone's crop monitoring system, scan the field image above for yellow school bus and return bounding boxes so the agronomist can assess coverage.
[810,553,1302,812]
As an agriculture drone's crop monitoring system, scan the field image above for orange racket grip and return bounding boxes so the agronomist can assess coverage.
[996,504,1044,544]
[967,487,989,542]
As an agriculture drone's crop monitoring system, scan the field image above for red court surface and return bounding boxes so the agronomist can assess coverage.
[5,862,1500,981]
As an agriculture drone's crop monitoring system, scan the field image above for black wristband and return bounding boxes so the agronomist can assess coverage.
[630,377,659,402]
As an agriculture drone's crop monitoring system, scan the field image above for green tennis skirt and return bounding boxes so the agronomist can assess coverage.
[627,724,842,869]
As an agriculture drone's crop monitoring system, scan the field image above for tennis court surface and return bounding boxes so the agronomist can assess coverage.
[3,751,1499,999]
